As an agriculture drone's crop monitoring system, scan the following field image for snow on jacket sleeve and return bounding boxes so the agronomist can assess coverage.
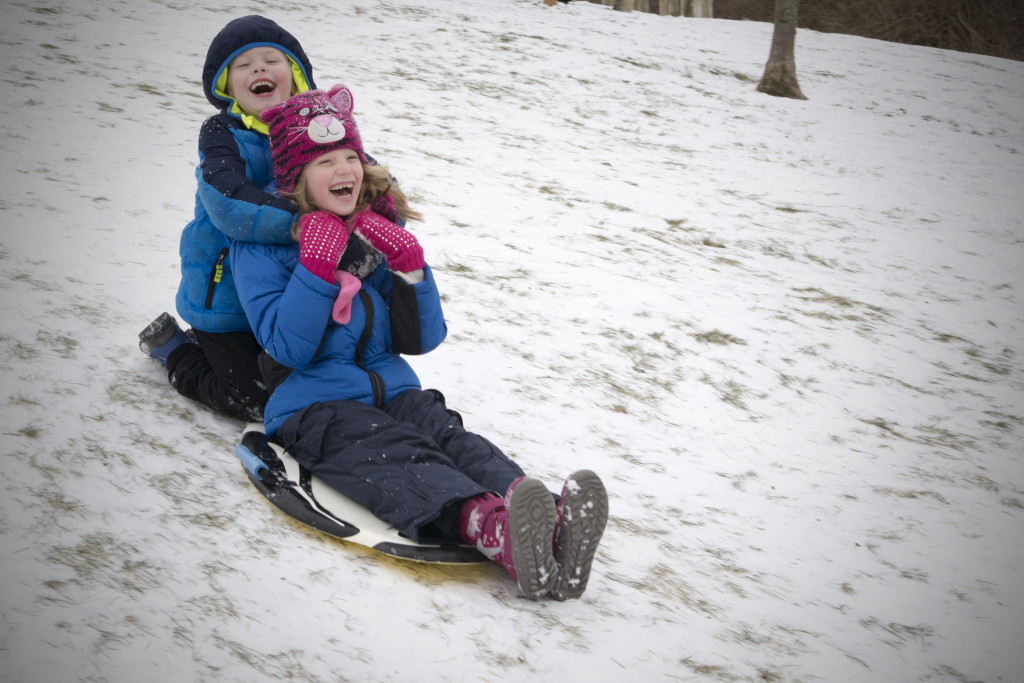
[196,115,297,245]
[231,242,338,369]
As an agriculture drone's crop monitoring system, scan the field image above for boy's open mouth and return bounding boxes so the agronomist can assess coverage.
[249,79,276,95]
[330,183,354,199]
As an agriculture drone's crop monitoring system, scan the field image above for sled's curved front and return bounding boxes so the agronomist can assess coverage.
[236,424,486,564]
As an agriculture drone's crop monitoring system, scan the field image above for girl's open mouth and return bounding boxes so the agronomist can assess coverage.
[330,184,354,199]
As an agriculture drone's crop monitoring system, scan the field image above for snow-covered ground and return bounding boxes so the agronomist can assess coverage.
[1,0,1022,680]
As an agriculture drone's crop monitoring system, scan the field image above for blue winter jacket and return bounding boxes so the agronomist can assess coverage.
[176,15,316,332]
[230,241,449,436]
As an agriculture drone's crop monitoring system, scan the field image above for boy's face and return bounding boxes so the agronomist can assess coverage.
[227,46,294,117]
[304,149,365,219]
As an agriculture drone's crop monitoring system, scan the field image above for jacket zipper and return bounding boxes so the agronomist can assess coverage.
[204,247,229,310]
[354,290,386,408]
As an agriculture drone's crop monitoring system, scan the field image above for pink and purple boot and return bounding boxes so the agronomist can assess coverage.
[550,470,608,601]
[460,477,558,598]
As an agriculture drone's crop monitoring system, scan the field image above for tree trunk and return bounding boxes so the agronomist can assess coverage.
[757,0,807,100]
[614,0,636,11]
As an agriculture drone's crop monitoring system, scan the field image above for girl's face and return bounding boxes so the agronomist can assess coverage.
[304,149,364,218]
[227,47,294,116]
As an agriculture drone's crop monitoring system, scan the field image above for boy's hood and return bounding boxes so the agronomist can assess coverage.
[201,15,316,133]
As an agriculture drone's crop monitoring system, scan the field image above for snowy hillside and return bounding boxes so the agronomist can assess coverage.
[1,0,1022,681]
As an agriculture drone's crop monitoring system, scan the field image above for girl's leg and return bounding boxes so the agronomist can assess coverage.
[275,399,488,544]
[385,389,526,494]
[390,389,579,597]
[459,477,558,599]
[278,393,568,597]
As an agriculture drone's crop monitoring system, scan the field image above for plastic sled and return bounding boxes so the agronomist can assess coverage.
[235,423,485,564]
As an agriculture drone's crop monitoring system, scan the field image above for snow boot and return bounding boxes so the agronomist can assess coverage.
[460,477,558,598]
[550,470,608,601]
[139,312,188,366]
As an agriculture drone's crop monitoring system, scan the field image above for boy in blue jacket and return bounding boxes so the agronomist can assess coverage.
[139,15,316,421]
[230,85,609,600]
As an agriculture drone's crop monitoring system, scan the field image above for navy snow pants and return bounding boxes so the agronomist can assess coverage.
[274,389,527,544]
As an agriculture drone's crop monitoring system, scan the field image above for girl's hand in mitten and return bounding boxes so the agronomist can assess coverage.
[298,211,351,283]
[351,209,424,273]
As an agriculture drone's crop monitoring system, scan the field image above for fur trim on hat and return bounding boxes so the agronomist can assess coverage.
[260,84,366,194]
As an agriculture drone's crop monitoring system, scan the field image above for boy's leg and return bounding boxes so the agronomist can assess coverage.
[275,400,488,543]
[167,329,268,422]
[384,389,527,494]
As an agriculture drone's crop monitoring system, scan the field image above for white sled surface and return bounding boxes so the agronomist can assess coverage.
[236,423,484,564]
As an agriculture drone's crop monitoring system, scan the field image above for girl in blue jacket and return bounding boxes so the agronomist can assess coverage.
[230,85,609,600]
[139,15,316,421]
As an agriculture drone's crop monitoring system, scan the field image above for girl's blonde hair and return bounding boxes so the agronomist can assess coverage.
[289,162,422,237]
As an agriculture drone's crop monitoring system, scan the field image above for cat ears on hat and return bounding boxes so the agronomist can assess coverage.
[259,83,356,124]
[327,84,354,115]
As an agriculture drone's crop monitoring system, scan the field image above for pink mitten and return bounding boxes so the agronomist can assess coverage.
[351,209,425,273]
[298,211,351,282]
[332,271,362,324]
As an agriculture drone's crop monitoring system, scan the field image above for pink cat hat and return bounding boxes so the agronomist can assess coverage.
[260,84,367,194]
